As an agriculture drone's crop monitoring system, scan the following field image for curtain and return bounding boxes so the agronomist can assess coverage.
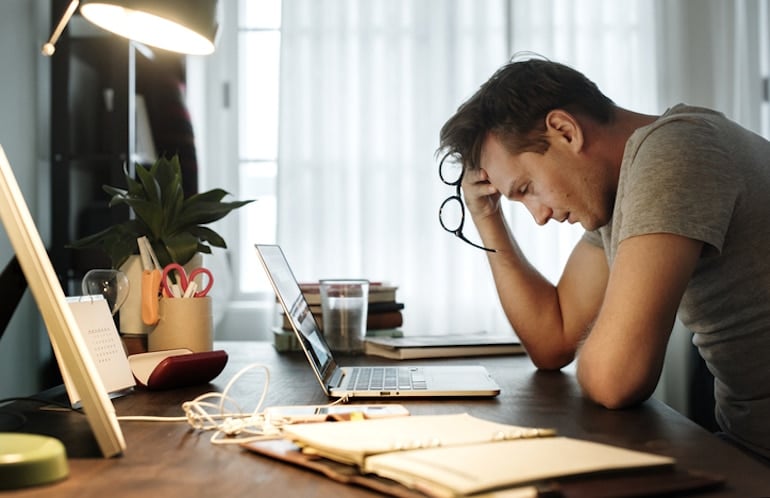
[278,0,511,335]
[654,0,766,134]
[277,0,658,336]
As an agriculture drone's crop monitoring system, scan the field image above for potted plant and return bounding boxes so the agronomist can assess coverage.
[69,154,253,269]
[69,154,253,339]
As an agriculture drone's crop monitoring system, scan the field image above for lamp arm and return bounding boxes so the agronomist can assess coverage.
[42,0,80,56]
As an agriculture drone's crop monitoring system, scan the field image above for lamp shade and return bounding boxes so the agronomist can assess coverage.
[79,0,219,55]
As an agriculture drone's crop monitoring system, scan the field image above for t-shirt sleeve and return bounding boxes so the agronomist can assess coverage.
[618,118,741,253]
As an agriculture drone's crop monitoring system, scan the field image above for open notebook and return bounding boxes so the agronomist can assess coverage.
[243,413,723,497]
[255,244,500,398]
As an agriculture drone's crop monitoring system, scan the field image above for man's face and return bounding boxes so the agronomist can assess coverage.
[479,132,612,231]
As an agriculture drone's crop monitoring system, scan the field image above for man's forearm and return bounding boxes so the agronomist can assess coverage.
[475,214,580,369]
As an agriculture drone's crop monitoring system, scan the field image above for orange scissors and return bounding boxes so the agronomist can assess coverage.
[160,263,214,298]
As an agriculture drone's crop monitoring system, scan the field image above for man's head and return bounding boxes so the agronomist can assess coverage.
[437,57,620,230]
[438,57,615,170]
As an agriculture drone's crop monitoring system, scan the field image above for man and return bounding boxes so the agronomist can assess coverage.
[438,57,770,462]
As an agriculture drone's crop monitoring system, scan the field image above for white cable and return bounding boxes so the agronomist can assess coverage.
[118,363,281,444]
[117,362,350,446]
[117,415,188,422]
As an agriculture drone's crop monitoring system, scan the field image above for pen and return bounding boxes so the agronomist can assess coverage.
[182,280,198,299]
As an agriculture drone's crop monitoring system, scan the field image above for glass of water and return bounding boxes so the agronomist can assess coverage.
[319,279,369,353]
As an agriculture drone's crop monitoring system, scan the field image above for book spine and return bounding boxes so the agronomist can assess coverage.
[282,310,404,331]
[297,283,399,306]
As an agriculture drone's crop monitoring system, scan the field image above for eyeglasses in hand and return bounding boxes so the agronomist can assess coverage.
[438,154,496,252]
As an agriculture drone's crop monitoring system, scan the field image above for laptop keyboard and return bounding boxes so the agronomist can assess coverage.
[347,366,428,391]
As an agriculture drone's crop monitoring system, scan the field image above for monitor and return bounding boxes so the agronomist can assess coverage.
[0,145,125,457]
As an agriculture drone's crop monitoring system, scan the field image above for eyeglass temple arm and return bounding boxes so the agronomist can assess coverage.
[455,232,496,252]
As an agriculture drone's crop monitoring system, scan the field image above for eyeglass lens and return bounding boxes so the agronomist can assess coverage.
[439,196,464,232]
[439,154,463,185]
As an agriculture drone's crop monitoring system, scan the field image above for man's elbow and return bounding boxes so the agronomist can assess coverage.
[584,385,647,409]
[528,347,575,371]
[577,365,654,409]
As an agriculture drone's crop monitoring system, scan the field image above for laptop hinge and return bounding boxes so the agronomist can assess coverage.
[328,367,345,390]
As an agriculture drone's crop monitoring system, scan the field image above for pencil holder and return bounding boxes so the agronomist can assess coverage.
[148,296,213,352]
[119,253,203,336]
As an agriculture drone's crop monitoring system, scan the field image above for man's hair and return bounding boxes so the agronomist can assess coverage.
[437,56,615,170]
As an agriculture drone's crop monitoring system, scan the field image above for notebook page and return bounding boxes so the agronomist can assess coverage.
[282,413,555,466]
[364,437,674,497]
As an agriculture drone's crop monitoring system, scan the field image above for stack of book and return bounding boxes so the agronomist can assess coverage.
[273,282,405,352]
[296,282,404,334]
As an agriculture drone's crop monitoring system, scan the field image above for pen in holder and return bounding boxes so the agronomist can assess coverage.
[148,296,213,353]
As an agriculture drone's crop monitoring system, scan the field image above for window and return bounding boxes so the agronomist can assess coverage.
[197,0,657,337]
[236,0,281,295]
[185,0,283,338]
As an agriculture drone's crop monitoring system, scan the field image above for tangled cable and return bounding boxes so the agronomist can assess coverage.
[181,363,276,444]
[118,363,276,445]
[116,362,353,445]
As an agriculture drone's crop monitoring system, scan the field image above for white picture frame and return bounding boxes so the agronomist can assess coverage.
[0,145,125,457]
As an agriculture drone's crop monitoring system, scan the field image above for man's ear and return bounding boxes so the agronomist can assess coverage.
[545,110,584,151]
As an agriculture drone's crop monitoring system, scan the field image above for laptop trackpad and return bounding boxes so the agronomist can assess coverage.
[425,367,497,388]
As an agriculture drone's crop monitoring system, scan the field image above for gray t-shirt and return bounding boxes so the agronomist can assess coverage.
[583,104,770,458]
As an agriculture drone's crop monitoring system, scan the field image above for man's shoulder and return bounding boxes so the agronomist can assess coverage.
[636,104,724,145]
[662,103,723,119]
[624,106,733,177]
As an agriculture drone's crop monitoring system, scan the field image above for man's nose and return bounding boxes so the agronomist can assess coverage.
[525,200,551,226]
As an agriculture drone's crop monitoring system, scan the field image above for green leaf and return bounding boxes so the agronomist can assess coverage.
[124,163,145,197]
[160,232,200,267]
[129,199,163,238]
[103,184,128,198]
[135,164,161,205]
[175,199,254,228]
[66,220,149,268]
[189,225,227,248]
[187,188,229,203]
[196,243,213,255]
[68,154,253,269]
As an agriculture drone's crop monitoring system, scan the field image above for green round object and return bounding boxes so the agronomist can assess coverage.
[0,433,69,490]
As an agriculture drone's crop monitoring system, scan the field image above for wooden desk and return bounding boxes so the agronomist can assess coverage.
[3,341,769,497]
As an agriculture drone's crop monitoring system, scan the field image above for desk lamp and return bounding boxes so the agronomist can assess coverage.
[42,0,219,56]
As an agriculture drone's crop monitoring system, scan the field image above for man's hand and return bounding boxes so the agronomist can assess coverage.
[461,168,502,220]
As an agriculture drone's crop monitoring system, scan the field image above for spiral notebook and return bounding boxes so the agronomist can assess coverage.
[255,244,501,398]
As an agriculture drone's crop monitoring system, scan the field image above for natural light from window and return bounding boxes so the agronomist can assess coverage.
[237,0,281,294]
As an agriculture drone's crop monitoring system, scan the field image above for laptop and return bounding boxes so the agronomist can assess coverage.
[255,244,501,398]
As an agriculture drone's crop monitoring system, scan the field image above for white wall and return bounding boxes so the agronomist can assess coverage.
[0,0,50,398]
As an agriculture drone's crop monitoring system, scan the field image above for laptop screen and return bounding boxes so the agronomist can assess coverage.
[256,245,335,377]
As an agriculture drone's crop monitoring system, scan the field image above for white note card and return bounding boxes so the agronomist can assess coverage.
[64,295,135,406]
